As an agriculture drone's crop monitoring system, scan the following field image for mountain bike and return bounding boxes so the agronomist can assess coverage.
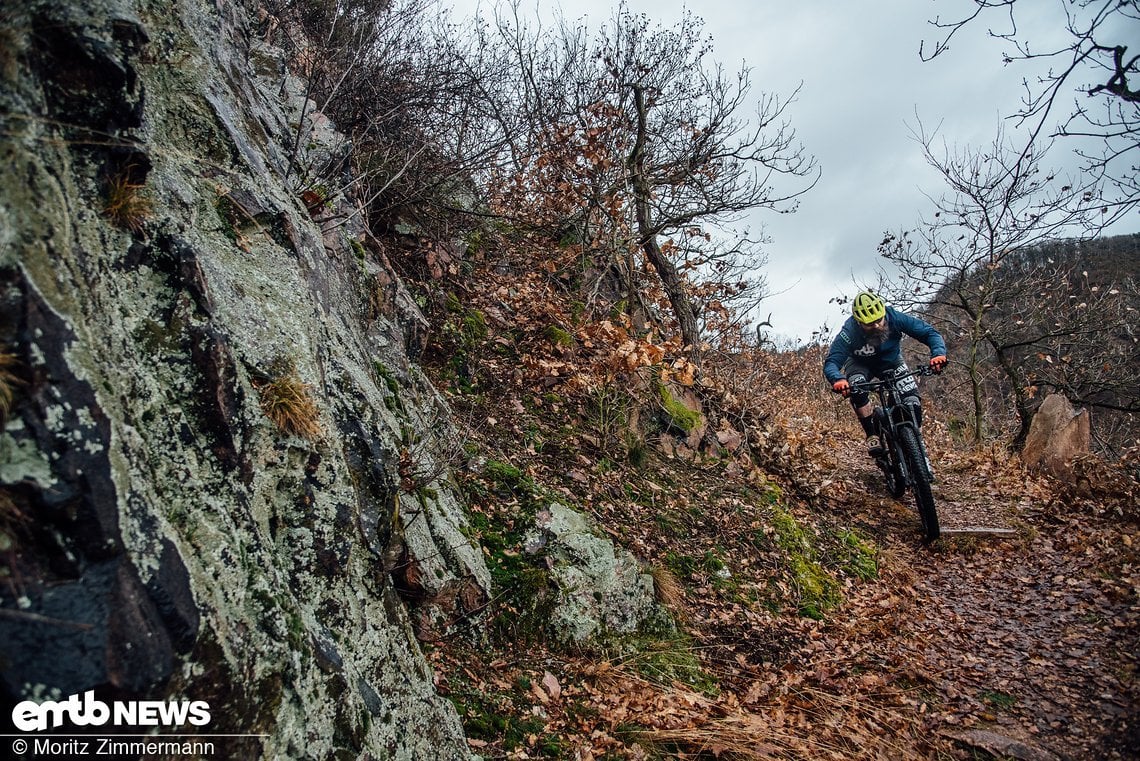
[848,366,940,542]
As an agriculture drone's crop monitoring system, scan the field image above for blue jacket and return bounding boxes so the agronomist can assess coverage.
[823,307,947,383]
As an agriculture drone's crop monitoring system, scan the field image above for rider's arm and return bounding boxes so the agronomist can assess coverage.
[823,327,853,384]
[892,310,947,358]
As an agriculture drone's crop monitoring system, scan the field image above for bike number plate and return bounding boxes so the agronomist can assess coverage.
[896,372,918,394]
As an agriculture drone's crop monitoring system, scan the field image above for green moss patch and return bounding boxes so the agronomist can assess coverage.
[603,631,719,697]
[831,529,879,581]
[657,383,701,434]
[461,461,555,644]
[769,506,841,620]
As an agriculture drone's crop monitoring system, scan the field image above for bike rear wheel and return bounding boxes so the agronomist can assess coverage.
[897,425,939,542]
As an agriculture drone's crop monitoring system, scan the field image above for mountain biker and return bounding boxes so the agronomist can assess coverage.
[823,291,948,456]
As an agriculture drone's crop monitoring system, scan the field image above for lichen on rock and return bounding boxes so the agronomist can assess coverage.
[524,502,666,644]
[0,0,481,757]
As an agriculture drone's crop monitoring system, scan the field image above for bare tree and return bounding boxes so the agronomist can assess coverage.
[921,0,1140,223]
[1006,243,1140,455]
[480,2,817,361]
[879,123,1117,447]
[260,0,817,360]
[261,0,528,235]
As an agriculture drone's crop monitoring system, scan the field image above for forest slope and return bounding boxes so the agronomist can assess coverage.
[423,326,1140,760]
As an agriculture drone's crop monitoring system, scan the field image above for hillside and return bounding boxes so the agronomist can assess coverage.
[412,255,1140,760]
[915,232,1140,454]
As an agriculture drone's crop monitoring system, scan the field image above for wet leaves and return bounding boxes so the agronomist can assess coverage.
[425,311,1138,758]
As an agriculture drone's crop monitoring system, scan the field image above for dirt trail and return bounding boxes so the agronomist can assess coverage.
[830,456,1140,760]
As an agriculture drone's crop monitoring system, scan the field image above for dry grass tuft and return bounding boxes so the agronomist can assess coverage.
[649,563,686,613]
[102,168,152,233]
[641,720,784,760]
[637,682,918,761]
[0,9,30,83]
[0,490,26,529]
[0,352,22,425]
[257,362,323,440]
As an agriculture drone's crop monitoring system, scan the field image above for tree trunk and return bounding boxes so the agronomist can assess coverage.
[962,291,988,445]
[627,83,701,362]
[988,341,1035,451]
[968,352,985,445]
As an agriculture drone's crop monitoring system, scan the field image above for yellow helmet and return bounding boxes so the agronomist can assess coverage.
[852,291,886,324]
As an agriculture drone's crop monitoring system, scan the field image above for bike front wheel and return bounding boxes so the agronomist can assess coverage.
[897,425,939,542]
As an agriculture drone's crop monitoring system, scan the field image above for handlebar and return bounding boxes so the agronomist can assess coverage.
[835,364,939,396]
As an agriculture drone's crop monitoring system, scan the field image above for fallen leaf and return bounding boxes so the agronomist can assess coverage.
[542,671,562,701]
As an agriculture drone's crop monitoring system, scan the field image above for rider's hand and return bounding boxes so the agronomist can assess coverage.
[832,379,850,397]
[930,355,948,374]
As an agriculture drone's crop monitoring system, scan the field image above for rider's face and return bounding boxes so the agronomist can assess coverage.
[861,316,887,336]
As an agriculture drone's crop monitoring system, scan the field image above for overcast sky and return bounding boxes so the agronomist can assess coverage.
[445,0,1138,343]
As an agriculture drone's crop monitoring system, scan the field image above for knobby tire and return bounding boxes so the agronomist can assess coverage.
[897,425,939,542]
[882,443,906,499]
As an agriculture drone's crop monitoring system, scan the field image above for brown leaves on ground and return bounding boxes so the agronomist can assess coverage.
[418,264,1137,759]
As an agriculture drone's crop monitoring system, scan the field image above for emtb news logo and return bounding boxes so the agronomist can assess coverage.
[11,691,211,732]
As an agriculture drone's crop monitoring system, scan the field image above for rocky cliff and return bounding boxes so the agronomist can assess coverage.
[0,0,489,757]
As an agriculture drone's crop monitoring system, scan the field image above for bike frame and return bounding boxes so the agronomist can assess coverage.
[843,364,941,541]
[852,366,935,487]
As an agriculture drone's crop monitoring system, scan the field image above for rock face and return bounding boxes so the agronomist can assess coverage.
[525,503,662,644]
[1021,394,1091,478]
[0,0,485,757]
